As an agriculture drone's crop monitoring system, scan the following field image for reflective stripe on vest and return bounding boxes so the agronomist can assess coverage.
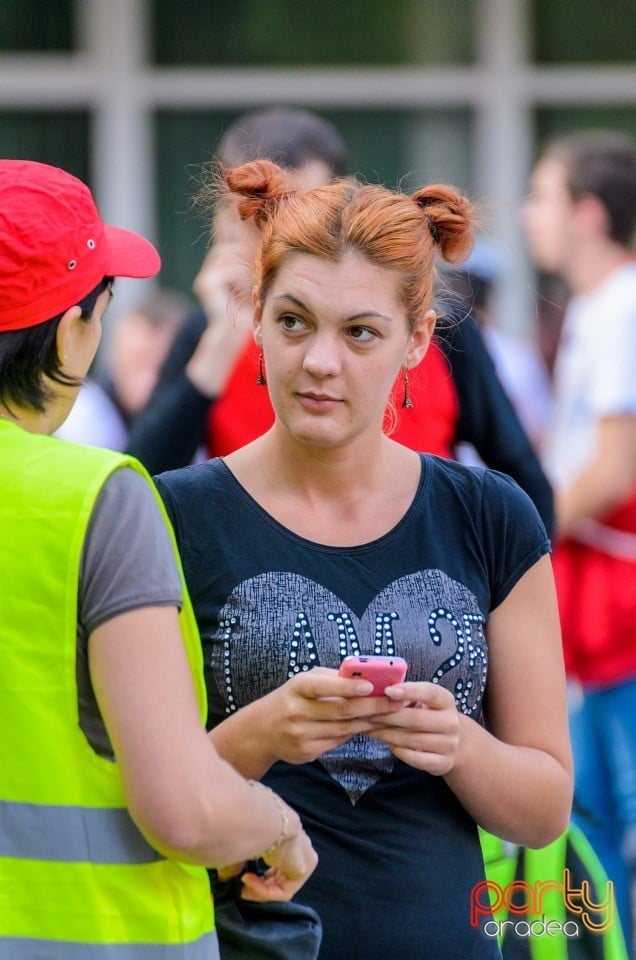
[0,800,163,863]
[560,825,629,960]
[0,931,220,960]
[524,834,569,960]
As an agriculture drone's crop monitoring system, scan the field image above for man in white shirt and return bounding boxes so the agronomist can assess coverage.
[523,130,636,951]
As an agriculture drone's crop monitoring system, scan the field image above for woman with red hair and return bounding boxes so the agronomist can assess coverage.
[156,161,572,960]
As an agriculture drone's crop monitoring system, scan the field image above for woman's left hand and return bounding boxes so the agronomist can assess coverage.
[368,681,461,775]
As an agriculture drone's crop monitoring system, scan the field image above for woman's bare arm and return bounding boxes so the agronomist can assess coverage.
[90,605,317,897]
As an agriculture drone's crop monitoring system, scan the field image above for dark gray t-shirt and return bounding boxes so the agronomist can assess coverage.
[156,454,550,960]
[77,467,182,757]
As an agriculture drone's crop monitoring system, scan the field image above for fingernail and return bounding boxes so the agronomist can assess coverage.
[384,686,404,699]
[355,681,374,695]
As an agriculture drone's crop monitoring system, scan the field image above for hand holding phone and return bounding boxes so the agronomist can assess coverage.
[338,655,407,696]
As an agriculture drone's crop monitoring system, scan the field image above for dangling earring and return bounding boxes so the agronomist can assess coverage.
[256,350,267,386]
[401,368,413,409]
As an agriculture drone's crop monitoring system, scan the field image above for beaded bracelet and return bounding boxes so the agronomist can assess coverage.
[248,779,291,858]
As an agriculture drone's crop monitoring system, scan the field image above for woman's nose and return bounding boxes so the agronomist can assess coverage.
[302,334,342,378]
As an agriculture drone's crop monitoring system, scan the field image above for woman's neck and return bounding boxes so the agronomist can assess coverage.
[0,393,72,436]
[258,426,398,501]
[224,423,423,546]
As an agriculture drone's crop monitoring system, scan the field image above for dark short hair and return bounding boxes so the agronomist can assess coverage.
[0,276,112,414]
[217,107,348,177]
[545,130,636,246]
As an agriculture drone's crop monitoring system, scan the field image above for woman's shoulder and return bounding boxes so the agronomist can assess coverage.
[424,452,519,486]
[422,454,543,522]
[152,459,235,530]
[420,453,490,491]
[154,457,229,496]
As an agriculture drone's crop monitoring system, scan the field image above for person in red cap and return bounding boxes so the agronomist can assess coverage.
[0,160,316,959]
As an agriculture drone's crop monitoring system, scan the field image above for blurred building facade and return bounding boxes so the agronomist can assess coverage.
[1,0,635,337]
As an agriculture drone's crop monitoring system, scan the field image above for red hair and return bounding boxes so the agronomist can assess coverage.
[224,159,475,330]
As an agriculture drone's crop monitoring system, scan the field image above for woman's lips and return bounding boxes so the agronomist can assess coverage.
[296,392,343,411]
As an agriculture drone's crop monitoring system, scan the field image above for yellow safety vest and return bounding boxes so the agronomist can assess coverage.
[0,419,217,959]
[480,827,628,960]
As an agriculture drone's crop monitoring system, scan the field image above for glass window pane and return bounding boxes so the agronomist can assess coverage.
[532,0,636,64]
[0,0,73,51]
[535,107,636,155]
[324,108,473,196]
[0,112,89,183]
[155,108,473,295]
[152,0,475,66]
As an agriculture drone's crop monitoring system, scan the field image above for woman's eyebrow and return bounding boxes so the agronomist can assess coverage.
[272,293,309,311]
[272,293,391,323]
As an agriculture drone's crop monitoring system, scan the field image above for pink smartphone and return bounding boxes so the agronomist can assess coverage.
[338,655,408,695]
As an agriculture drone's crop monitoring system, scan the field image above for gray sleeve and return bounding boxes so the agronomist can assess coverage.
[79,466,183,635]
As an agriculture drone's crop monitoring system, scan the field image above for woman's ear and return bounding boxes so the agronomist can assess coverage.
[253,303,263,348]
[405,308,436,369]
[55,305,83,371]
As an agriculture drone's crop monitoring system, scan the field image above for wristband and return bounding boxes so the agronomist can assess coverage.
[248,779,291,858]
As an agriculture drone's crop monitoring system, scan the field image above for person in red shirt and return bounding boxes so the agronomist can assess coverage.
[524,130,636,948]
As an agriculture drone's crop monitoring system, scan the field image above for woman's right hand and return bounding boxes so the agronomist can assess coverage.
[257,667,403,765]
[209,667,404,783]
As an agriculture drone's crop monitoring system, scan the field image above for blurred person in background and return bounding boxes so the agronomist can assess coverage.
[524,130,636,950]
[127,105,554,535]
[56,286,192,449]
[535,272,570,380]
[444,235,552,449]
[100,287,194,424]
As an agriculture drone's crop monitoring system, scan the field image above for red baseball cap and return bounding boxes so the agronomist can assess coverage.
[0,159,161,332]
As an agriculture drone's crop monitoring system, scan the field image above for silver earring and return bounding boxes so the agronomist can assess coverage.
[256,350,267,386]
[401,369,413,409]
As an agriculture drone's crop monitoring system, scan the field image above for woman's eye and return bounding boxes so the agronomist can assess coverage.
[280,314,305,332]
[348,325,376,342]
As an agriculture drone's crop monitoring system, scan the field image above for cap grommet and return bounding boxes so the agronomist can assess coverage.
[87,238,96,249]
[67,259,77,270]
